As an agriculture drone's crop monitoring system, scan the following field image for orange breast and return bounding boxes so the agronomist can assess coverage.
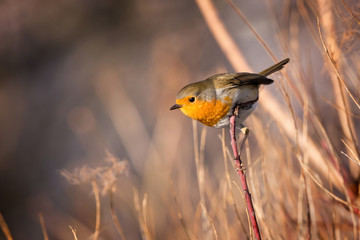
[179,97,232,127]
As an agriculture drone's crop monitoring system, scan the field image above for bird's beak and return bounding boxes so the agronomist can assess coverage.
[170,104,182,110]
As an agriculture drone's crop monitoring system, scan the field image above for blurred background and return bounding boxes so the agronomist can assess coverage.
[0,0,359,239]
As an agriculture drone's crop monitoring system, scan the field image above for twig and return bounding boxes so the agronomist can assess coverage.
[220,130,248,235]
[69,226,79,240]
[192,120,212,239]
[232,180,253,239]
[0,212,13,240]
[193,0,251,72]
[297,154,359,209]
[38,213,49,240]
[302,98,314,239]
[110,191,126,240]
[320,95,360,118]
[229,106,261,240]
[169,177,195,240]
[141,194,152,239]
[200,202,219,240]
[297,174,306,239]
[341,151,360,166]
[225,0,276,60]
[340,0,360,25]
[133,188,153,240]
[317,1,360,179]
[91,181,101,240]
[317,18,360,110]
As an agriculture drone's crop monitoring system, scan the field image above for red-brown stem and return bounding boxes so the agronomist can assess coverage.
[229,111,261,240]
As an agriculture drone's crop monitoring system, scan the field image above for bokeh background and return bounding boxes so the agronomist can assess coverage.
[0,0,359,239]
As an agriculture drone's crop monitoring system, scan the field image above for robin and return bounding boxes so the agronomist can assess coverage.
[170,58,290,128]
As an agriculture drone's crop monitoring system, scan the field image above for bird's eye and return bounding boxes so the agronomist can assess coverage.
[189,97,195,103]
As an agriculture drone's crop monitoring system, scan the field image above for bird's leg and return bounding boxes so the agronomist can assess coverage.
[231,107,248,170]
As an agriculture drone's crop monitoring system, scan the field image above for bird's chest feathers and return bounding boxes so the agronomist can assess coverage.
[181,97,232,127]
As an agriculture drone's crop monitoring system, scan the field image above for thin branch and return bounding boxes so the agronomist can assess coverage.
[341,0,360,25]
[317,18,360,110]
[0,212,13,240]
[233,180,253,239]
[194,0,251,71]
[91,181,101,240]
[320,95,360,118]
[302,100,313,239]
[219,131,248,234]
[342,139,360,164]
[38,213,49,240]
[341,151,360,166]
[192,120,212,239]
[229,107,261,240]
[297,155,359,209]
[200,202,219,240]
[110,191,126,240]
[169,177,195,240]
[225,0,276,60]
[69,226,79,240]
[133,188,153,240]
[317,0,360,173]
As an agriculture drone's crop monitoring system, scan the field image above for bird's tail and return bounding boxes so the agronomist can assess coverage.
[259,58,290,76]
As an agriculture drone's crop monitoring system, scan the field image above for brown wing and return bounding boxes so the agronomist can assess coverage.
[232,73,274,85]
[212,73,273,89]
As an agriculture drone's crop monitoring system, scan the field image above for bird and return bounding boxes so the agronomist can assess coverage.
[170,58,290,128]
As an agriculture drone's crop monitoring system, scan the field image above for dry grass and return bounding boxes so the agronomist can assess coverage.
[0,212,13,240]
[38,213,49,240]
[1,0,359,239]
